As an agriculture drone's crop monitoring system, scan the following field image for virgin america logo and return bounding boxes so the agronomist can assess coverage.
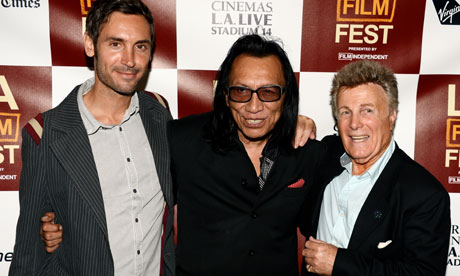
[433,0,460,24]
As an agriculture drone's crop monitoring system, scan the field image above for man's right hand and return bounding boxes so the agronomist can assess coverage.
[40,212,63,253]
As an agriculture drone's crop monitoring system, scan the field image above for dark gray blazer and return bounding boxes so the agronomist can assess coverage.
[9,85,175,276]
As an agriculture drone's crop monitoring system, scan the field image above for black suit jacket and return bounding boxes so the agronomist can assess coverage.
[300,135,451,276]
[9,86,176,276]
[169,112,326,276]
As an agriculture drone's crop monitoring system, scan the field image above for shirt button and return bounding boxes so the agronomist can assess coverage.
[119,127,122,131]
[251,212,257,219]
[135,218,139,223]
[241,178,248,186]
[340,212,345,217]
[248,249,255,256]
[133,189,137,193]
[127,157,131,162]
[137,250,140,255]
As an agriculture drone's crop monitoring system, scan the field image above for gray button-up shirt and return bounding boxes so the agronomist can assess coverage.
[77,78,165,275]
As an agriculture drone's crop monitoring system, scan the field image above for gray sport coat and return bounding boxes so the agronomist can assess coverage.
[9,85,175,276]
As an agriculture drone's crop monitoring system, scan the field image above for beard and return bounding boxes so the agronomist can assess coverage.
[95,58,145,96]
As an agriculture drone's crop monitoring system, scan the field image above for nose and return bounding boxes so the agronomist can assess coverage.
[349,113,363,130]
[121,48,135,68]
[245,92,264,113]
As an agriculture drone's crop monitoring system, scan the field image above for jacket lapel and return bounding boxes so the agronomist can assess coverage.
[254,151,297,207]
[347,147,402,250]
[48,87,108,236]
[138,92,174,208]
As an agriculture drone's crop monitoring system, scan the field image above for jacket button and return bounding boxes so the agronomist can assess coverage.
[248,249,255,256]
[241,178,248,186]
[251,212,257,219]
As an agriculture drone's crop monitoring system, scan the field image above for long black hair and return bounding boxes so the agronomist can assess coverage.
[204,34,299,153]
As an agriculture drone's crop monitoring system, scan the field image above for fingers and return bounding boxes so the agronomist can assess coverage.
[293,115,316,148]
[45,245,60,254]
[42,227,63,241]
[41,212,56,223]
[309,124,317,140]
[44,236,62,247]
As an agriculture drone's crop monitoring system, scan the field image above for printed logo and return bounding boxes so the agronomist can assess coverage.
[338,51,388,61]
[1,0,40,8]
[335,0,396,47]
[432,0,460,24]
[210,1,273,36]
[0,76,21,184]
[80,0,96,34]
[0,66,51,191]
[415,76,460,193]
[337,0,396,22]
[301,0,423,73]
[449,224,460,266]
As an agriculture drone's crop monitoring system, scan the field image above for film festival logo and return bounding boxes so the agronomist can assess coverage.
[433,0,460,24]
[444,84,460,186]
[1,0,40,8]
[80,0,97,34]
[211,1,273,36]
[336,0,395,62]
[0,76,20,183]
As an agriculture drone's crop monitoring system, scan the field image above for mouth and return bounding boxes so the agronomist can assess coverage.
[242,118,266,128]
[246,119,263,125]
[114,67,139,79]
[350,135,369,142]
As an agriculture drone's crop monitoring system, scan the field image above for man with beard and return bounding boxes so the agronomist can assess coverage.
[9,0,175,275]
[36,34,319,276]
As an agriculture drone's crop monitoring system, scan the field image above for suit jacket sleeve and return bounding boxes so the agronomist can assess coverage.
[333,188,451,276]
[9,128,51,275]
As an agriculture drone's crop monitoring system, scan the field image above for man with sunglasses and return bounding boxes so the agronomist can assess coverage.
[38,34,319,275]
[168,34,325,276]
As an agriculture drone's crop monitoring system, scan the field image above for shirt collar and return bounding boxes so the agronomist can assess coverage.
[340,137,396,180]
[77,78,140,135]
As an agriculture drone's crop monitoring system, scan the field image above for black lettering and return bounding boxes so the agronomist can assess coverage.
[1,0,11,8]
[448,246,458,257]
[0,252,13,262]
[453,236,460,245]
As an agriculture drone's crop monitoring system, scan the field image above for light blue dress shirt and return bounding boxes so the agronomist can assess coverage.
[316,138,395,248]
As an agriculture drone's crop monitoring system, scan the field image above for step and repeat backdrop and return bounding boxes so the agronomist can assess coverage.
[1,0,460,274]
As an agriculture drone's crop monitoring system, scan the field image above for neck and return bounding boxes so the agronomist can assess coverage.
[239,133,269,176]
[83,82,133,125]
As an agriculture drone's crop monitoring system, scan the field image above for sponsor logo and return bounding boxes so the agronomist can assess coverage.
[445,85,460,170]
[449,176,460,184]
[0,76,21,186]
[1,0,40,8]
[432,0,460,24]
[338,51,388,61]
[449,224,460,266]
[210,1,273,36]
[337,0,396,22]
[80,0,96,34]
[335,0,396,61]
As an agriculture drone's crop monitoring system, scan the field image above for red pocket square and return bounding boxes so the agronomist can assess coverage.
[288,178,305,188]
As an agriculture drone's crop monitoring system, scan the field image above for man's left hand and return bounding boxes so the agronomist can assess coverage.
[302,236,337,276]
[294,115,316,148]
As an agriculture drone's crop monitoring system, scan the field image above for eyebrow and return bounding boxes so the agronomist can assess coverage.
[338,103,374,109]
[105,37,151,45]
